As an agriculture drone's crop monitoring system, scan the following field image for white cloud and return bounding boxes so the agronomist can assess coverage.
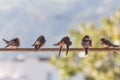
[97,6,105,14]
[0,0,22,11]
[52,0,75,4]
[104,0,113,3]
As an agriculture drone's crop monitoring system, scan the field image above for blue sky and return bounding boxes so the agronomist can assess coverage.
[0,0,120,59]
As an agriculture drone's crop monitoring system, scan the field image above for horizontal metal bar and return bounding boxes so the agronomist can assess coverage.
[0,48,119,52]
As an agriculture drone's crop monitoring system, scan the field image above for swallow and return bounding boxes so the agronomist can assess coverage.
[100,38,119,48]
[100,38,119,55]
[53,36,72,56]
[2,37,20,49]
[81,35,92,55]
[32,35,46,51]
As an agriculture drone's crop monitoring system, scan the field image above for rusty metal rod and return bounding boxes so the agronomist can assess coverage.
[0,48,119,52]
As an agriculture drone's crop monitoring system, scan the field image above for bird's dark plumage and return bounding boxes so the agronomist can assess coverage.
[3,38,20,49]
[100,38,119,55]
[32,35,46,51]
[81,35,92,55]
[100,38,119,47]
[53,36,72,56]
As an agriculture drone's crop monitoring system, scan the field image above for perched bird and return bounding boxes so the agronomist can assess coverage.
[3,38,20,49]
[100,38,119,55]
[32,35,46,51]
[81,35,92,55]
[53,36,72,56]
[100,38,119,48]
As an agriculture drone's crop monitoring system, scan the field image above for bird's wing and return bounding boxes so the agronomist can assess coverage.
[89,40,92,46]
[105,40,113,46]
[81,41,84,46]
[66,44,69,56]
[10,40,17,46]
[69,41,72,46]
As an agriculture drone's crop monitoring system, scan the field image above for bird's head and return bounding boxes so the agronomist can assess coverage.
[14,38,20,42]
[100,38,106,41]
[64,36,70,41]
[84,35,89,38]
[38,35,45,39]
[83,35,90,40]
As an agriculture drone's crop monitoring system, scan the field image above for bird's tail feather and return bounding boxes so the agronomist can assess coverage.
[53,43,59,46]
[2,39,9,44]
[31,44,34,46]
[85,48,88,55]
[58,47,62,56]
[66,45,69,56]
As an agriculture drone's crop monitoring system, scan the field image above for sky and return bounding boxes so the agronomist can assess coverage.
[0,0,120,59]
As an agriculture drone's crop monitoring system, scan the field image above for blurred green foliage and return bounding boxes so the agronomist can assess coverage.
[50,10,120,80]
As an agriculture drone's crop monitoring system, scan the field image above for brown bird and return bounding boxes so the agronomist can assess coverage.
[53,36,72,56]
[100,38,119,48]
[100,38,119,55]
[3,38,20,49]
[32,35,46,51]
[81,35,92,55]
